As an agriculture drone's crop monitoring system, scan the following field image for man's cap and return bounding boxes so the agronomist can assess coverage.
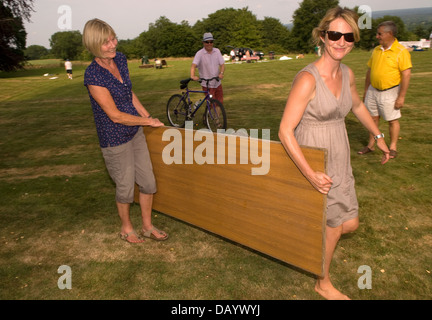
[203,33,214,41]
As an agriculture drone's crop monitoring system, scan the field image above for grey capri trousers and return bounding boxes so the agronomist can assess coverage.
[101,129,157,203]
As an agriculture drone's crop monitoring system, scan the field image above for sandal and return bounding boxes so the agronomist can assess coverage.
[140,226,169,241]
[389,149,398,159]
[119,230,145,244]
[357,146,374,155]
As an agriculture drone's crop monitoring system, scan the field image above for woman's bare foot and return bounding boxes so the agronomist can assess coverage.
[315,282,350,300]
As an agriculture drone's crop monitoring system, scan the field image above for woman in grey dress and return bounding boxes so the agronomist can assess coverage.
[279,7,390,299]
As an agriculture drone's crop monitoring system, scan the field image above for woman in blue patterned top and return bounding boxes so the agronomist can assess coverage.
[83,19,168,243]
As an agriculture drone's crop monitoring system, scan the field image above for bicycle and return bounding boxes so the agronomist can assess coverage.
[166,77,227,132]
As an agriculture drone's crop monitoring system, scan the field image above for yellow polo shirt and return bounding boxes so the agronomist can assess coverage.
[367,38,412,91]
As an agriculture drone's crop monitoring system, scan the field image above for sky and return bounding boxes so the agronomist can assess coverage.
[24,0,432,48]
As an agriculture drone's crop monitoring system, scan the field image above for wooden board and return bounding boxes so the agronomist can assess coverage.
[135,126,327,276]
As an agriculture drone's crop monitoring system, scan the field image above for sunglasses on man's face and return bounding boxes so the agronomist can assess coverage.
[204,41,214,44]
[325,31,355,43]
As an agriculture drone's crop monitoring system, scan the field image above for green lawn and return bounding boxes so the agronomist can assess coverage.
[0,49,431,300]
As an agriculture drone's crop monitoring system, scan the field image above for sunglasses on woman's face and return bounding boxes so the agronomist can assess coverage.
[325,31,355,43]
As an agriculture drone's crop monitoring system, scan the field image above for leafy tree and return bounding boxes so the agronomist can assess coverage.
[157,20,197,57]
[193,8,239,52]
[261,17,291,52]
[413,25,429,39]
[357,21,376,50]
[49,31,83,60]
[232,8,263,49]
[0,0,34,71]
[78,48,93,61]
[24,45,49,60]
[1,0,34,21]
[194,7,263,53]
[137,17,199,58]
[289,0,339,53]
[117,39,143,59]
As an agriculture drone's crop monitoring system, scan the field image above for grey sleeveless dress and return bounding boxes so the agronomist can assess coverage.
[294,63,358,227]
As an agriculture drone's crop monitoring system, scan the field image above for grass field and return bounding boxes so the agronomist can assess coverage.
[0,49,431,300]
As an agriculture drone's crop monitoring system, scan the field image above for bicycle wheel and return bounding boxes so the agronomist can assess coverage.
[205,98,227,131]
[167,94,188,128]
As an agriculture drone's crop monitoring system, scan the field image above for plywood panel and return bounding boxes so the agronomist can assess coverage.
[135,126,327,276]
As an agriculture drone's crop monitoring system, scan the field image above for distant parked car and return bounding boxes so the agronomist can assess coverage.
[254,51,264,59]
[227,46,264,60]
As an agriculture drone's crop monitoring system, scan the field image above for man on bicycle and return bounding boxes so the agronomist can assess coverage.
[191,33,225,104]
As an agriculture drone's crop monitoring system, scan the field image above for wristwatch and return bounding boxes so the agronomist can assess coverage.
[374,133,385,140]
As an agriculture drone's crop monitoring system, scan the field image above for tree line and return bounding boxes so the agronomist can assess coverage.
[27,7,294,61]
[1,0,34,71]
[2,0,431,70]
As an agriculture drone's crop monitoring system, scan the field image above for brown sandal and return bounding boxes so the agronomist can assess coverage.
[140,226,169,241]
[357,146,374,155]
[389,149,398,159]
[119,230,145,244]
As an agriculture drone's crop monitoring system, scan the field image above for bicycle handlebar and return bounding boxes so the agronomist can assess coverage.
[179,77,220,90]
[197,77,220,82]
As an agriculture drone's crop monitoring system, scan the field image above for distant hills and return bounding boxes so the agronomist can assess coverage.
[285,7,432,31]
[373,7,432,31]
[373,6,432,19]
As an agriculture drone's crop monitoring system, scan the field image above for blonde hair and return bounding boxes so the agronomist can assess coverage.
[82,19,117,58]
[312,7,360,47]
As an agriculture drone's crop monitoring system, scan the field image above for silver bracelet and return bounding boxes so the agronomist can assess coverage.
[374,133,385,140]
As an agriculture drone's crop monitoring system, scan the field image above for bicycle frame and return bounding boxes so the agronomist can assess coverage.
[183,89,210,118]
[180,77,219,118]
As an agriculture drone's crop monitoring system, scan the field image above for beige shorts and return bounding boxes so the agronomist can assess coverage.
[101,129,156,203]
[365,85,401,121]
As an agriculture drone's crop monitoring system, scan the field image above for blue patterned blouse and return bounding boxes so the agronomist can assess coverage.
[84,52,140,148]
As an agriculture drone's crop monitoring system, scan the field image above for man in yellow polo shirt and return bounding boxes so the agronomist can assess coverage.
[358,21,412,159]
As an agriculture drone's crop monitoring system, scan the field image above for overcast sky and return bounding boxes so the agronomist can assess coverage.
[24,0,432,48]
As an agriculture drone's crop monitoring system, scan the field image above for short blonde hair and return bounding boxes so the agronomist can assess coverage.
[82,19,117,58]
[312,7,360,47]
